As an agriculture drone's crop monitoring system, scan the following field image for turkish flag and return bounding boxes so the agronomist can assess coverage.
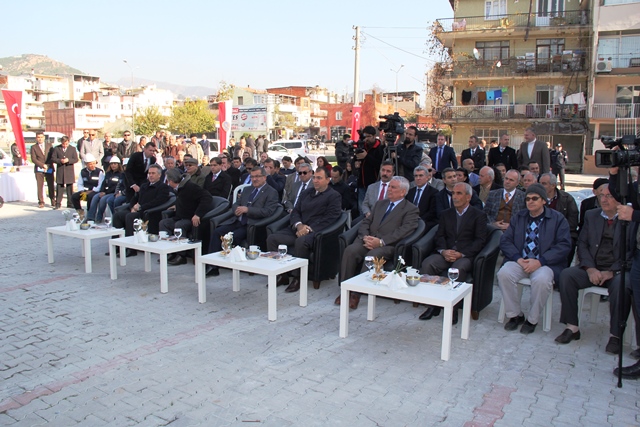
[1,90,26,160]
[350,105,361,143]
[218,99,233,152]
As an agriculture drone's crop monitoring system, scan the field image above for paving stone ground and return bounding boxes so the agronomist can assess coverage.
[0,174,638,426]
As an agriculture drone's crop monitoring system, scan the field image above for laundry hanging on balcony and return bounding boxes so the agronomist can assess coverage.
[462,90,472,105]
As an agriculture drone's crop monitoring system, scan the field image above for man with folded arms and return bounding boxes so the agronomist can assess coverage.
[418,182,487,324]
[338,176,420,309]
[160,169,213,266]
[112,164,172,257]
[206,167,280,276]
[498,183,571,334]
[267,167,342,293]
[555,184,635,352]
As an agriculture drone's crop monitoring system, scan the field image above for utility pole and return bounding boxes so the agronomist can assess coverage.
[353,26,360,105]
[391,65,404,112]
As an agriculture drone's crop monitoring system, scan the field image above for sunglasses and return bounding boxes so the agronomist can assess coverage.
[124,134,131,136]
[298,171,309,175]
[525,196,542,202]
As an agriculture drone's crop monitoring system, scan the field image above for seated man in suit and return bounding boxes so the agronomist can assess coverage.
[484,169,525,230]
[264,158,286,199]
[406,165,438,232]
[578,178,608,231]
[267,167,342,293]
[112,164,172,256]
[435,167,483,218]
[206,167,280,276]
[160,169,214,265]
[498,184,571,334]
[239,158,258,186]
[282,162,313,213]
[203,157,232,199]
[338,176,420,309]
[555,184,635,353]
[539,173,579,267]
[418,182,487,323]
[472,166,501,203]
[329,166,355,212]
[420,158,444,191]
[361,161,394,217]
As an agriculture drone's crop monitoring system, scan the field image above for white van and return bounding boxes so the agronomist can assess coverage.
[23,131,67,148]
[271,139,309,158]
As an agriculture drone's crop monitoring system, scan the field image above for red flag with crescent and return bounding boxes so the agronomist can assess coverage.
[350,105,361,143]
[2,90,26,160]
[218,99,233,152]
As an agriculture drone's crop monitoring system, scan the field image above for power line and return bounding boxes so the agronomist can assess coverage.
[360,30,439,64]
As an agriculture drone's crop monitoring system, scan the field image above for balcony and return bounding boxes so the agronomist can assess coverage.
[435,10,589,34]
[436,103,586,122]
[591,103,640,119]
[594,53,640,71]
[445,52,588,80]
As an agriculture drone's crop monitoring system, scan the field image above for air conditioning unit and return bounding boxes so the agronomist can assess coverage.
[595,58,612,73]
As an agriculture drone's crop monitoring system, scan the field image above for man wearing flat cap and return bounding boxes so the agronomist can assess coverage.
[497,183,572,334]
[183,156,206,188]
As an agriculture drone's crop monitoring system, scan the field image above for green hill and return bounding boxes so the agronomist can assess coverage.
[0,54,84,76]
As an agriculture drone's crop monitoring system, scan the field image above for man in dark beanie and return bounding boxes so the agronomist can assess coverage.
[497,183,572,334]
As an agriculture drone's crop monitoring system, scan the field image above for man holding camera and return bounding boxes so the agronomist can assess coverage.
[355,126,385,213]
[335,134,352,170]
[394,125,423,182]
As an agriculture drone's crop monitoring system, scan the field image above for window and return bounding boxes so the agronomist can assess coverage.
[536,38,565,71]
[474,128,509,141]
[604,0,640,4]
[536,85,564,105]
[336,111,343,120]
[237,96,244,106]
[615,85,640,118]
[475,41,510,65]
[598,35,640,68]
[485,0,506,19]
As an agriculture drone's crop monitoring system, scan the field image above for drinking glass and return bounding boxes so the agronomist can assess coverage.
[364,256,374,275]
[174,228,182,243]
[448,268,459,289]
[278,244,287,262]
[104,217,112,228]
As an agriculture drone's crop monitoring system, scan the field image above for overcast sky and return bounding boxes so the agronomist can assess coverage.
[1,0,453,97]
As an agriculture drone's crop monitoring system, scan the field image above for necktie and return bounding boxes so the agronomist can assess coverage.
[437,147,443,170]
[240,188,259,225]
[505,192,510,203]
[378,183,387,201]
[145,157,150,171]
[212,174,217,182]
[446,190,452,208]
[380,202,395,223]
[471,149,475,156]
[294,183,307,208]
[413,188,422,205]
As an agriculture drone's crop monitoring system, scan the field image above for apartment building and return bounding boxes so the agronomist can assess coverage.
[433,0,591,170]
[589,0,640,151]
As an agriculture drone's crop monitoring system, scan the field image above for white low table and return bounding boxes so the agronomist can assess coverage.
[339,273,473,361]
[197,253,308,321]
[46,225,125,273]
[109,236,201,294]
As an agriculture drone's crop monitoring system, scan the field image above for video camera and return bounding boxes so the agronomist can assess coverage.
[378,112,405,145]
[595,135,640,168]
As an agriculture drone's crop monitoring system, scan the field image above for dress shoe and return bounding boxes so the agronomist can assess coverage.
[167,255,187,266]
[452,309,458,325]
[605,336,621,354]
[419,306,441,321]
[555,329,581,344]
[504,314,525,331]
[276,274,290,287]
[285,278,300,293]
[631,348,640,360]
[520,320,537,334]
[125,249,137,257]
[157,253,177,264]
[313,281,321,289]
[334,295,341,305]
[205,266,219,277]
[349,293,361,310]
[613,360,640,379]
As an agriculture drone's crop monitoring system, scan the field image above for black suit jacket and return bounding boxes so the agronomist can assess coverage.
[429,145,458,174]
[488,146,518,171]
[578,195,598,231]
[406,185,438,232]
[175,179,214,220]
[131,181,172,212]
[435,205,487,260]
[125,152,156,188]
[267,173,286,199]
[330,180,355,211]
[290,186,342,233]
[203,170,232,199]
[435,188,484,219]
[578,209,631,272]
[460,148,486,172]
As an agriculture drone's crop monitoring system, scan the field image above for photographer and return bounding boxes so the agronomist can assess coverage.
[394,125,423,182]
[335,134,352,169]
[355,125,385,213]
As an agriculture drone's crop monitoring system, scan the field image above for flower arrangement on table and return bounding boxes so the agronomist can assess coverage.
[220,232,234,255]
[61,209,73,221]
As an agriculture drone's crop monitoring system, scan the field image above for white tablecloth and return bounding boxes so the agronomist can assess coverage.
[0,170,38,202]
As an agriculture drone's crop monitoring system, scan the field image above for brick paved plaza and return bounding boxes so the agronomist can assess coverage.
[0,196,638,426]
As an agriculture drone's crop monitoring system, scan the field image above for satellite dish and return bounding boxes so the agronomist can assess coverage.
[473,48,480,60]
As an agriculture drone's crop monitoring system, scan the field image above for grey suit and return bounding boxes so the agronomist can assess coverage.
[428,178,445,192]
[283,179,311,211]
[341,198,420,282]
[484,189,526,224]
[517,139,550,174]
[361,180,390,216]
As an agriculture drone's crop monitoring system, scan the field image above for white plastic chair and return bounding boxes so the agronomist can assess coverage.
[578,286,636,346]
[232,184,251,204]
[498,278,552,332]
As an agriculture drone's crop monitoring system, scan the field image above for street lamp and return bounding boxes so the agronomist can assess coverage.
[123,59,137,137]
[391,65,404,112]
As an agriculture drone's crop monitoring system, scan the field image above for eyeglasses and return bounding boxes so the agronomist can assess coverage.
[598,194,614,200]
[525,196,542,202]
[124,134,131,136]
[298,171,309,175]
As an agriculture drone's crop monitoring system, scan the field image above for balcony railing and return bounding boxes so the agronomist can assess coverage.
[595,53,640,70]
[591,103,640,119]
[436,103,586,121]
[435,10,589,33]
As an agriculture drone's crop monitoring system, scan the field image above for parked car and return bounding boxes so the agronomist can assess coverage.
[271,139,309,158]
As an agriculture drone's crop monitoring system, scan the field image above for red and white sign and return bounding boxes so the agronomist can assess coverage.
[350,105,361,142]
[231,105,267,131]
[218,99,233,152]
[1,90,26,160]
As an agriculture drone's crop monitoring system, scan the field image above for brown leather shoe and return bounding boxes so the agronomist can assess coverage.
[285,278,300,293]
[349,293,361,310]
[276,274,289,286]
[334,295,341,305]
[313,281,321,289]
